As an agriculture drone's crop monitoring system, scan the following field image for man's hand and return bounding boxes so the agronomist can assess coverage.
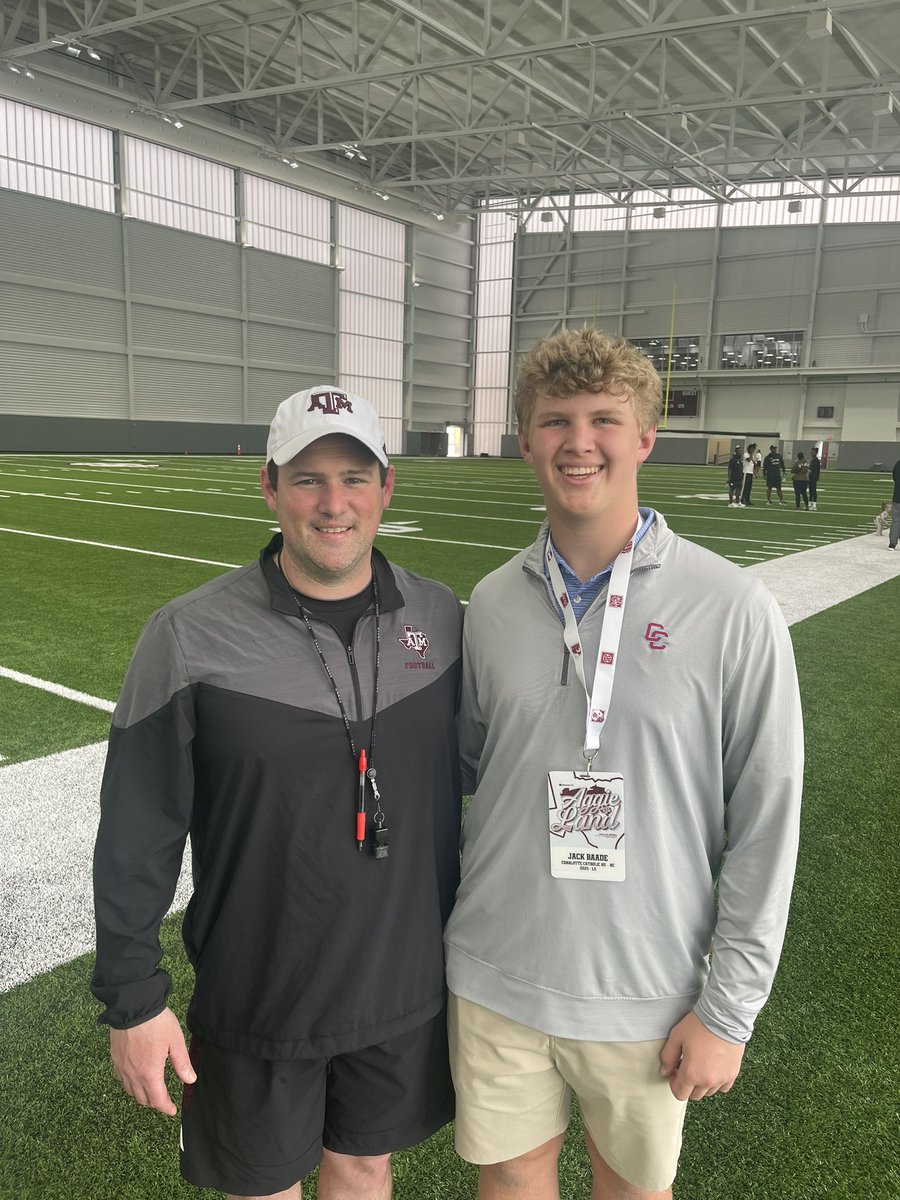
[659,1010,745,1101]
[109,1007,196,1117]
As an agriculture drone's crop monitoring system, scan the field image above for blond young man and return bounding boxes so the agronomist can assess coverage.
[444,328,803,1200]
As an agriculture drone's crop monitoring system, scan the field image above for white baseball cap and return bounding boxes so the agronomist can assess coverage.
[266,385,388,467]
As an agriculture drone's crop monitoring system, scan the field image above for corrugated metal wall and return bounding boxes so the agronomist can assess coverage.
[409,224,475,437]
[0,188,336,427]
[509,217,900,446]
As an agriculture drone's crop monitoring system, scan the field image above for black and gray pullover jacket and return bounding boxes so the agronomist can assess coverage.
[92,537,463,1059]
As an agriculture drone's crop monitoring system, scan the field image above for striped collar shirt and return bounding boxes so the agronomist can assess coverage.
[546,507,656,624]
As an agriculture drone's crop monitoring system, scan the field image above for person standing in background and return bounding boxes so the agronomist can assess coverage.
[727,447,744,508]
[791,451,810,510]
[889,460,900,550]
[762,445,786,505]
[740,443,757,506]
[808,448,821,511]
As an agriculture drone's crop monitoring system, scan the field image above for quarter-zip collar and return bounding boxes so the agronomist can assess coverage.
[260,532,404,616]
[523,509,668,608]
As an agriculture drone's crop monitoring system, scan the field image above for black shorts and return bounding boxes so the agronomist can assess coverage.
[180,1010,453,1196]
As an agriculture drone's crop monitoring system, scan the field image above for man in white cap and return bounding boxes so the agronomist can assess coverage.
[93,385,463,1199]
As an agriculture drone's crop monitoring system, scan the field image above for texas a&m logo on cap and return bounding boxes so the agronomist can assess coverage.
[308,389,353,416]
[399,624,429,659]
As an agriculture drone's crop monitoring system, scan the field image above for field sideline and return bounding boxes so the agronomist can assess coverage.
[1,454,898,1199]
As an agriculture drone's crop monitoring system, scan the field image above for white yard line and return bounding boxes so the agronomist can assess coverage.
[0,526,241,569]
[1,522,520,557]
[0,489,274,524]
[0,667,115,712]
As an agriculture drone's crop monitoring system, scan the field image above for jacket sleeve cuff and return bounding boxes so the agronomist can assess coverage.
[92,974,172,1030]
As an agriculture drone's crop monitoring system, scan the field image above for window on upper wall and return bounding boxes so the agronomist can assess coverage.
[719,332,803,369]
[824,175,900,223]
[243,174,331,264]
[0,96,115,211]
[630,336,702,373]
[122,136,236,240]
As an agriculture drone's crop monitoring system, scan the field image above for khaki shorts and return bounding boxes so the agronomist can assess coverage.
[448,994,687,1193]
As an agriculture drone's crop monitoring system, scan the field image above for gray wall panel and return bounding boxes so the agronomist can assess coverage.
[628,230,716,267]
[415,229,472,266]
[836,442,900,470]
[245,249,335,322]
[0,188,123,288]
[716,253,815,298]
[0,413,269,455]
[0,190,339,429]
[715,296,807,330]
[126,220,242,309]
[132,358,243,422]
[873,337,900,364]
[809,336,874,367]
[247,322,335,368]
[410,224,475,436]
[0,280,126,345]
[0,346,129,417]
[246,367,328,425]
[132,303,243,357]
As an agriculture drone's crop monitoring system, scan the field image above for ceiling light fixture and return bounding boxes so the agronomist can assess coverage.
[3,60,34,78]
[53,35,102,60]
[652,206,666,219]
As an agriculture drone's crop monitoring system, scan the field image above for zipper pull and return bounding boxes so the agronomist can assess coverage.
[347,643,354,665]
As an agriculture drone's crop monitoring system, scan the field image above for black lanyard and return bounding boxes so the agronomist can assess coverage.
[281,556,388,858]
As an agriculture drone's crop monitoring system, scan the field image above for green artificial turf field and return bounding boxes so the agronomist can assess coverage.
[1,453,898,1198]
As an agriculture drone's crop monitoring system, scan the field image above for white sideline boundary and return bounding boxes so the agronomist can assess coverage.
[0,741,193,993]
[1,532,897,995]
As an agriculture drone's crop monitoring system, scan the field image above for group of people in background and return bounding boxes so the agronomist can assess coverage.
[728,442,820,510]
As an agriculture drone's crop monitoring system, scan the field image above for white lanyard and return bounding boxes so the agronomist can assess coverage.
[545,518,641,765]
